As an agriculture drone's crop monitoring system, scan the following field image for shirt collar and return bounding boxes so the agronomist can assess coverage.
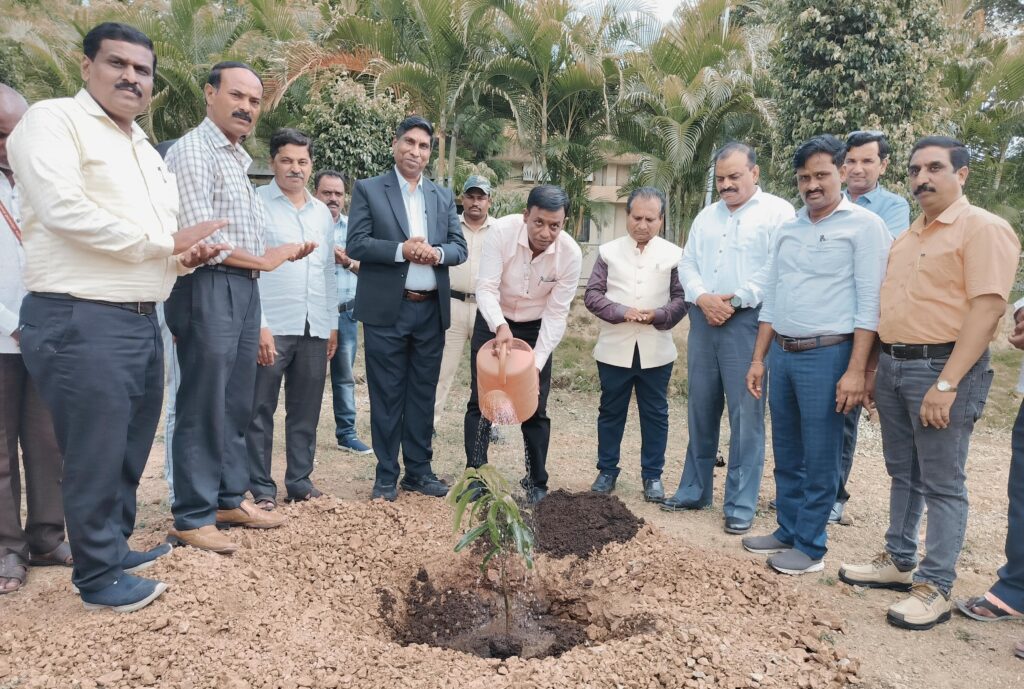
[74,89,148,144]
[911,195,971,233]
[395,166,423,194]
[517,223,557,256]
[266,178,313,208]
[197,117,252,161]
[717,186,763,215]
[797,195,856,224]
[460,213,494,232]
[844,183,885,204]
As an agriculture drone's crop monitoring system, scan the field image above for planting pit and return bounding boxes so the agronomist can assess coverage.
[2,497,860,688]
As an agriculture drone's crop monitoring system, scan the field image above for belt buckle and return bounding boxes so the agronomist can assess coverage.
[782,336,797,352]
[890,344,907,359]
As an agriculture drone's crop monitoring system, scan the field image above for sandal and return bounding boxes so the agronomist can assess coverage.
[253,496,277,512]
[285,487,323,503]
[0,553,28,594]
[956,595,1024,622]
[1015,639,1024,660]
[28,542,73,567]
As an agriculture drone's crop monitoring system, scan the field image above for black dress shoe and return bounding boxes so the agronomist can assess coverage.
[724,517,752,535]
[590,472,617,494]
[371,482,398,501]
[643,479,665,503]
[660,495,706,512]
[399,474,449,498]
[526,486,548,504]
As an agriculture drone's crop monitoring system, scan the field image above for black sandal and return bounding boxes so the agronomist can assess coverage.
[28,542,73,567]
[285,487,323,503]
[956,595,1023,622]
[0,553,27,594]
[253,496,277,512]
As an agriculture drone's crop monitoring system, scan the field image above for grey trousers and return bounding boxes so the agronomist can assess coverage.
[673,307,766,522]
[0,353,64,561]
[165,269,260,531]
[876,351,993,593]
[246,333,327,500]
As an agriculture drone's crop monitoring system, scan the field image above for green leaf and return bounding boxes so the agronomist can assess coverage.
[454,523,489,552]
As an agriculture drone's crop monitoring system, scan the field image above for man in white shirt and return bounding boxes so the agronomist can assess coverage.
[8,23,227,611]
[0,83,68,596]
[434,175,497,427]
[246,129,336,508]
[466,185,583,504]
[663,143,795,535]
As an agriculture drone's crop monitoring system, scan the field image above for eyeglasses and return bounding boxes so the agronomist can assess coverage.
[847,129,886,140]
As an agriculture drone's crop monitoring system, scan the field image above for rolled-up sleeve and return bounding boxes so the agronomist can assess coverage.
[852,218,893,331]
[9,107,174,263]
[534,247,582,370]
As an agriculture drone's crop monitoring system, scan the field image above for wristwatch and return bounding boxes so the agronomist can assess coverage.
[730,295,742,308]
[936,379,958,393]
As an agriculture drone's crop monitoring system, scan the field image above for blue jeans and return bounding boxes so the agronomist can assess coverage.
[330,309,359,442]
[674,307,766,521]
[769,339,851,560]
[595,347,672,481]
[990,398,1024,612]
[876,351,993,593]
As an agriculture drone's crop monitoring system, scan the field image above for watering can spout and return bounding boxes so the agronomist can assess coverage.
[476,338,539,425]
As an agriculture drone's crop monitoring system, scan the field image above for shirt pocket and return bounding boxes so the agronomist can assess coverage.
[809,244,850,275]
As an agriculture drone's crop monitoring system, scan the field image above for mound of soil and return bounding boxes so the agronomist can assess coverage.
[533,490,643,559]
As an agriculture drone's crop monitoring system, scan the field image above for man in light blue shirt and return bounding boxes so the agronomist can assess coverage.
[246,129,337,507]
[741,135,892,576]
[315,170,372,456]
[832,130,911,524]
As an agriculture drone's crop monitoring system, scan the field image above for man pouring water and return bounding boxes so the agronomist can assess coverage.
[463,185,582,504]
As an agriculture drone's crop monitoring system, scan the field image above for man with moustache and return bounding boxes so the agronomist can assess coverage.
[465,185,583,504]
[585,187,688,502]
[830,129,912,526]
[433,175,498,429]
[315,170,372,455]
[164,62,316,553]
[0,83,69,596]
[346,116,467,502]
[664,142,794,534]
[840,137,1018,631]
[742,135,892,576]
[8,23,227,610]
[246,129,336,507]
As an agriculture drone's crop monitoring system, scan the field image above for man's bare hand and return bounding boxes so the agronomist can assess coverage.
[920,385,955,429]
[258,327,277,366]
[402,237,439,265]
[491,323,513,355]
[172,219,228,255]
[835,369,865,413]
[864,370,878,418]
[179,242,231,269]
[745,362,765,399]
[335,246,351,267]
[624,307,655,324]
[289,241,318,262]
[327,330,338,360]
[696,293,735,326]
[262,244,303,271]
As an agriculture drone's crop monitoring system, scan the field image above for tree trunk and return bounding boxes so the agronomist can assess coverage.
[436,113,448,187]
[448,124,459,193]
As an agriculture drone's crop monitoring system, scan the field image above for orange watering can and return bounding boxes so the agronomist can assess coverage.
[476,338,539,424]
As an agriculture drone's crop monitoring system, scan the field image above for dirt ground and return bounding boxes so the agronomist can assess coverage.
[3,307,1024,689]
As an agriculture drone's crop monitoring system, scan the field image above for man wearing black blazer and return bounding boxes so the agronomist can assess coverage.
[346,116,467,501]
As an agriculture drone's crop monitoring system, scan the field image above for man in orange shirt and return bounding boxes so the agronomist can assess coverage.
[840,136,1020,631]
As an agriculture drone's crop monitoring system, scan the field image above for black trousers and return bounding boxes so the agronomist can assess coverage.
[164,268,260,530]
[362,298,443,486]
[247,333,327,500]
[19,294,163,592]
[464,312,552,488]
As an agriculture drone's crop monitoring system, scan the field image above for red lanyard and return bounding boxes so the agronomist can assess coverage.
[0,197,20,245]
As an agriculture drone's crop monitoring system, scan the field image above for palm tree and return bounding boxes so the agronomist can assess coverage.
[614,0,773,242]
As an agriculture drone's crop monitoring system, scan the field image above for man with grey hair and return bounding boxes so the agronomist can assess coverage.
[0,83,69,596]
[663,142,795,535]
[585,186,688,502]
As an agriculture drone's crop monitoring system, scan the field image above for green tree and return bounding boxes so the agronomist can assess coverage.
[615,0,773,241]
[771,0,942,189]
[299,73,408,183]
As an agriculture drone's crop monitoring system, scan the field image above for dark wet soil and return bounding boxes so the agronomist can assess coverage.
[532,490,644,559]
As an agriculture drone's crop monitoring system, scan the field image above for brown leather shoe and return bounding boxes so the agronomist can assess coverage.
[216,500,287,529]
[167,525,238,554]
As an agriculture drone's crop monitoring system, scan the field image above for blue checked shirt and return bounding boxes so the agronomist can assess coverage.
[844,184,910,237]
[334,213,357,305]
[165,117,266,263]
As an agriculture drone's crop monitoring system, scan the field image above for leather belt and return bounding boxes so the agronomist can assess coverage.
[774,333,853,352]
[338,300,355,314]
[33,292,156,315]
[881,342,956,360]
[451,289,475,302]
[199,264,260,280]
[403,290,437,302]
